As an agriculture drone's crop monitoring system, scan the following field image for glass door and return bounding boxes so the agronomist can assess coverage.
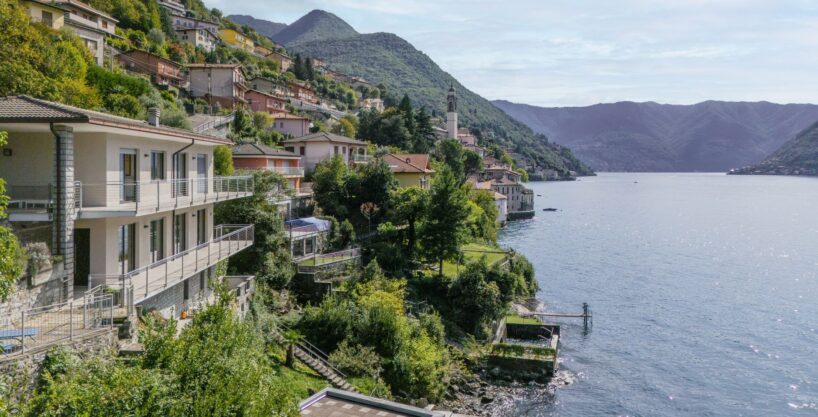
[173,213,186,254]
[196,209,207,245]
[196,154,207,194]
[118,223,136,274]
[149,219,164,263]
[173,152,188,197]
[120,149,138,202]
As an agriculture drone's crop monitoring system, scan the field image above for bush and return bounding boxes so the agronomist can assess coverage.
[328,340,382,378]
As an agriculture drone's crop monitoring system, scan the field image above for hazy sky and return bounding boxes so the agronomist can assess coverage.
[208,0,818,107]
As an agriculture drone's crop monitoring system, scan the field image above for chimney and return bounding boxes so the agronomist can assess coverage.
[147,107,160,127]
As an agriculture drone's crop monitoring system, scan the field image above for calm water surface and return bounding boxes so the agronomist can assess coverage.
[497,173,818,417]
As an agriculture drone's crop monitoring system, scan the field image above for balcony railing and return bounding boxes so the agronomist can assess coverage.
[88,224,254,305]
[296,248,361,274]
[352,154,371,163]
[268,166,305,176]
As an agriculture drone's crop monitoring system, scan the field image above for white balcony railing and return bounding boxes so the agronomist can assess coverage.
[269,166,305,176]
[352,154,371,163]
[88,224,254,304]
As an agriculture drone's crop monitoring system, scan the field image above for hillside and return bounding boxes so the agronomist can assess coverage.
[271,10,358,46]
[227,14,287,38]
[238,13,592,176]
[493,100,818,172]
[730,121,818,176]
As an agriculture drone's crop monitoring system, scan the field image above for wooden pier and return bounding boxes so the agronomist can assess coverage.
[523,303,593,328]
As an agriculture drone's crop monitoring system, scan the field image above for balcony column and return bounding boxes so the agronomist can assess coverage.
[52,124,76,301]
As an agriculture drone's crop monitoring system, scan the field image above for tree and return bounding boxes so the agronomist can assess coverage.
[0,131,23,301]
[463,150,483,178]
[347,159,398,218]
[467,190,499,243]
[412,107,436,153]
[312,155,349,219]
[421,166,469,274]
[435,139,465,181]
[213,145,234,176]
[388,187,428,260]
[331,116,357,138]
[447,260,505,337]
[283,329,303,368]
[304,57,315,81]
[398,94,415,135]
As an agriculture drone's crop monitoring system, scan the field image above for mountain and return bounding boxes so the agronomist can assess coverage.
[226,15,287,39]
[492,100,818,172]
[270,10,358,46]
[730,121,818,176]
[238,11,592,176]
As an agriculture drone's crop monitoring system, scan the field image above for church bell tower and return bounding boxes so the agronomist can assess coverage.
[446,84,458,139]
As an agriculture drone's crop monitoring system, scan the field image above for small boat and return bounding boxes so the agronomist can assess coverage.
[543,208,557,212]
[537,194,542,197]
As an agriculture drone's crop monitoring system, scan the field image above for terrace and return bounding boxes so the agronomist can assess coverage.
[296,248,361,274]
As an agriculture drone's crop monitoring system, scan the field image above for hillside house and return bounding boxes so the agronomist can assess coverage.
[156,0,186,16]
[245,90,288,115]
[0,95,255,322]
[265,51,293,72]
[118,50,187,89]
[383,153,434,189]
[172,15,218,37]
[248,77,287,96]
[359,98,385,112]
[219,28,254,53]
[176,27,218,52]
[231,143,304,191]
[188,63,248,109]
[282,132,368,171]
[42,0,118,65]
[272,114,311,138]
[21,0,66,29]
[287,81,317,104]
[254,45,272,57]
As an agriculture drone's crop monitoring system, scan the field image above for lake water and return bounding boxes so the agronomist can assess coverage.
[496,173,818,417]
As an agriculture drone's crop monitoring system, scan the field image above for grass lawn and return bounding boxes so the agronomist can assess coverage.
[505,314,541,325]
[435,243,510,278]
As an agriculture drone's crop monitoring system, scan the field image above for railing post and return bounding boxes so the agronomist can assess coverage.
[181,252,185,281]
[20,311,25,354]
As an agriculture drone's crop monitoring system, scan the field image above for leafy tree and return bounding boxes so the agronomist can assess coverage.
[466,190,499,243]
[398,94,415,135]
[346,159,398,220]
[447,260,505,337]
[412,107,436,153]
[463,149,483,178]
[213,145,234,176]
[387,187,428,260]
[312,155,349,219]
[331,115,357,138]
[421,166,469,274]
[0,131,23,301]
[515,167,530,182]
[435,139,466,182]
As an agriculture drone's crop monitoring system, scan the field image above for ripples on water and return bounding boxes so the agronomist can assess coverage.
[497,173,818,417]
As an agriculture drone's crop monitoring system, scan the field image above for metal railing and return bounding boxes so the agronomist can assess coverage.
[1,293,114,356]
[74,176,252,213]
[192,112,235,133]
[296,248,361,274]
[88,224,254,305]
[268,166,305,176]
[352,154,371,163]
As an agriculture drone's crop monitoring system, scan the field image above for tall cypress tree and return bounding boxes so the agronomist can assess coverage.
[398,94,415,135]
[421,166,469,275]
[305,58,315,81]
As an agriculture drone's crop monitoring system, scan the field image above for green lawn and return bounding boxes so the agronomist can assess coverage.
[435,243,510,277]
[505,314,541,325]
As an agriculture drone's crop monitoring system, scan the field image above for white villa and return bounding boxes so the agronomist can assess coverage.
[282,132,369,172]
[0,96,255,322]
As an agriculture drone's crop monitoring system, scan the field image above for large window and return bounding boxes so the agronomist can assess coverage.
[173,213,186,254]
[151,151,165,180]
[118,223,136,274]
[149,219,164,263]
[196,209,207,245]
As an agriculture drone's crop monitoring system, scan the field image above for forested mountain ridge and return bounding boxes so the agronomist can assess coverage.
[236,11,594,176]
[493,99,818,172]
[730,121,818,176]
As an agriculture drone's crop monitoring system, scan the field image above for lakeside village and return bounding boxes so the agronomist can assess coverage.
[0,0,573,415]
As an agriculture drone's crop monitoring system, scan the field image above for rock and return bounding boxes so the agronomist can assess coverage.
[490,367,501,377]
[481,394,495,404]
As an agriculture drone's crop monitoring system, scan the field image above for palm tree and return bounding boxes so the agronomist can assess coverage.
[283,329,303,368]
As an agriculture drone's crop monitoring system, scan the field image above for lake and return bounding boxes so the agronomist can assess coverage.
[496,173,818,416]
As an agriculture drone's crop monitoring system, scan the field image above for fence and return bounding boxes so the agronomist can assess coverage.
[88,224,254,306]
[192,112,235,133]
[1,292,114,356]
[296,248,361,274]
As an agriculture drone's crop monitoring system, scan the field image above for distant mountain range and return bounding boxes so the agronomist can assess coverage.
[730,121,818,176]
[228,10,593,176]
[227,14,287,39]
[493,100,818,172]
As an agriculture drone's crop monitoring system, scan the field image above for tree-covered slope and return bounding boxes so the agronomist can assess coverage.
[271,10,358,46]
[287,30,592,175]
[227,14,287,38]
[731,121,818,176]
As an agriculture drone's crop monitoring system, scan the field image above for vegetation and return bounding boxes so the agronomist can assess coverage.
[491,343,555,359]
[0,131,23,301]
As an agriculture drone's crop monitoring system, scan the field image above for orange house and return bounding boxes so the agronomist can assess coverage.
[232,143,304,190]
[245,90,288,115]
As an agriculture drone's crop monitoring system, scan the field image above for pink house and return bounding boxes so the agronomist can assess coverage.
[272,114,311,137]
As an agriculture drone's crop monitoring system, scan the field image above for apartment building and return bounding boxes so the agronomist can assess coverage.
[219,28,255,53]
[22,0,116,65]
[245,90,288,115]
[172,15,218,37]
[231,143,304,191]
[176,27,219,53]
[118,49,187,89]
[282,132,369,171]
[188,64,248,109]
[0,95,255,319]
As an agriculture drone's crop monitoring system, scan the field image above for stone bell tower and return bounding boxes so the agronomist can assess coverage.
[446,84,458,139]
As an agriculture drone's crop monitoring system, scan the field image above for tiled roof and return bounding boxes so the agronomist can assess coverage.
[232,143,299,157]
[383,153,434,173]
[282,132,367,146]
[187,63,241,69]
[0,96,231,144]
[56,0,118,22]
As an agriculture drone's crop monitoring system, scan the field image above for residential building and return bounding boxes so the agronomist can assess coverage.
[231,143,304,191]
[219,28,254,53]
[248,77,287,96]
[176,27,218,52]
[21,0,66,29]
[478,177,533,219]
[0,95,255,320]
[118,49,187,89]
[285,217,331,259]
[300,388,446,417]
[46,0,117,65]
[493,192,508,224]
[458,127,477,145]
[272,114,311,138]
[245,90,288,115]
[383,153,434,189]
[287,81,317,104]
[156,0,186,16]
[172,15,218,37]
[56,0,117,35]
[266,51,293,72]
[359,98,384,112]
[188,63,248,109]
[282,132,369,171]
[254,45,272,56]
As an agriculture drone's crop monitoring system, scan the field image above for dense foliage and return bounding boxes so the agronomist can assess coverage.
[0,131,23,301]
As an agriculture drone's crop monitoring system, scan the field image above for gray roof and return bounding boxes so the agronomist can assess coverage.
[299,388,445,417]
[0,96,230,144]
[232,143,299,157]
[282,131,367,146]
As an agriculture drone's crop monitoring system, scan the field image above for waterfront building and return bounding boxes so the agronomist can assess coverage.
[282,132,369,171]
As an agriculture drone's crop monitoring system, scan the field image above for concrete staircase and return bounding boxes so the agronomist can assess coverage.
[270,326,357,392]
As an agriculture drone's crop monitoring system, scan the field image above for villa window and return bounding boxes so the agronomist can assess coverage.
[151,151,166,180]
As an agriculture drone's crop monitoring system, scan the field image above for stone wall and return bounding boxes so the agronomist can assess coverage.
[0,264,66,327]
[138,266,215,319]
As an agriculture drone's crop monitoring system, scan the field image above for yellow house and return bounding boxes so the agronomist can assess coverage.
[22,0,66,29]
[219,28,254,53]
[383,153,434,189]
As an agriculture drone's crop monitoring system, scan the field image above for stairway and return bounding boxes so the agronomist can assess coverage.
[270,326,357,393]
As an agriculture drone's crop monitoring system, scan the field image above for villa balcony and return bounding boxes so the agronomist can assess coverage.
[6,176,253,221]
[269,166,305,177]
[88,224,254,305]
[352,154,371,164]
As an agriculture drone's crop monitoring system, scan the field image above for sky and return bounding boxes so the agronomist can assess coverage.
[207,0,818,107]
